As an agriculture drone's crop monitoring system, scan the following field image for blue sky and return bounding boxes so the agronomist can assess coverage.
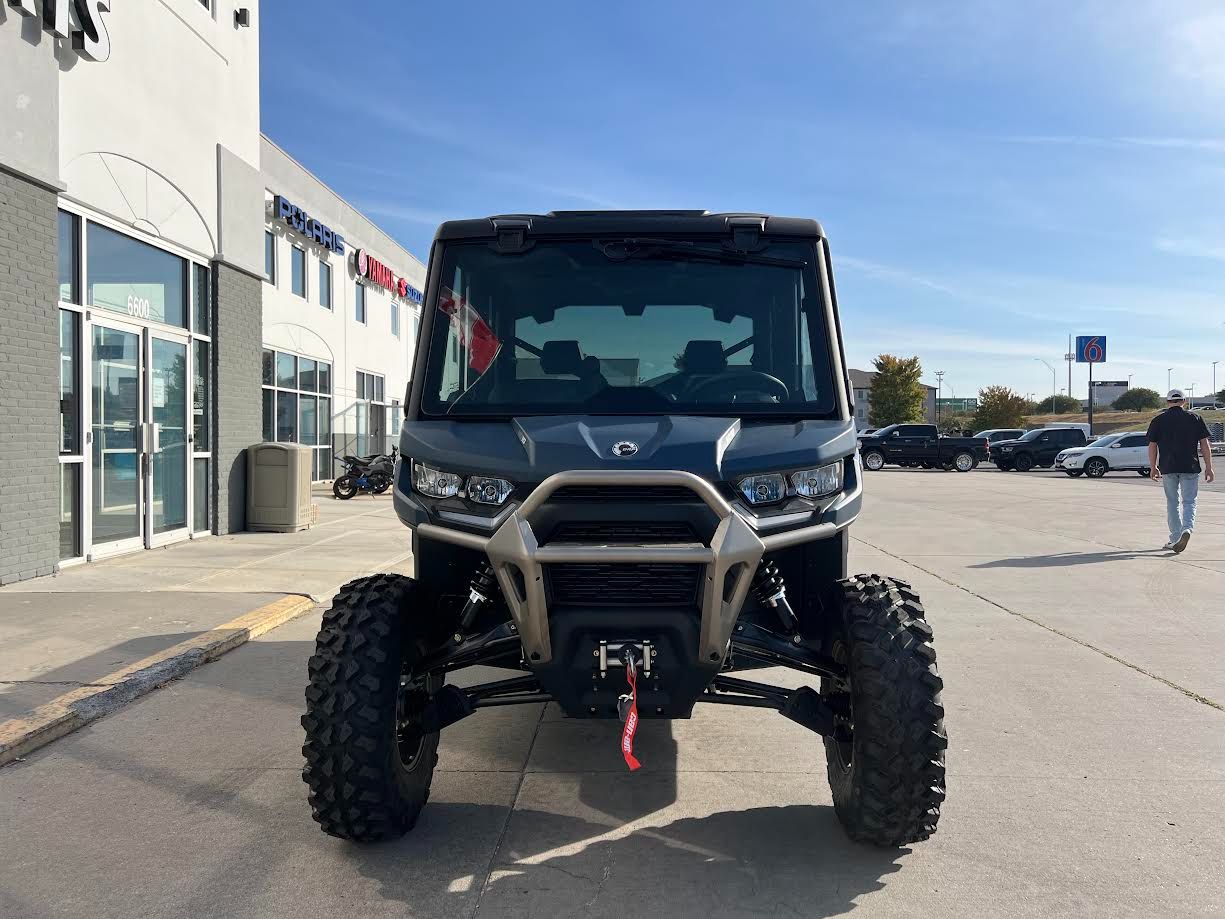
[260,0,1225,402]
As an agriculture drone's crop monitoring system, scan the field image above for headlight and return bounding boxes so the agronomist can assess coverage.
[998,446,1014,452]
[1056,452,1066,461]
[790,463,843,498]
[467,475,514,506]
[412,460,463,499]
[738,462,844,506]
[738,473,786,505]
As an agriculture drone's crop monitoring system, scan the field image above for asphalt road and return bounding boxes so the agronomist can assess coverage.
[2,468,1223,918]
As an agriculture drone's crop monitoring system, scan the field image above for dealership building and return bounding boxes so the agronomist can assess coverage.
[0,2,424,584]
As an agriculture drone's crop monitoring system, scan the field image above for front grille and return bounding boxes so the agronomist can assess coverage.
[546,521,697,544]
[546,562,701,606]
[550,485,698,502]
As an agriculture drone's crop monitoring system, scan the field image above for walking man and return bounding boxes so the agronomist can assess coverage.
[1147,389,1215,552]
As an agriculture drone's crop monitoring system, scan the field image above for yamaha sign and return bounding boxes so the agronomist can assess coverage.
[355,248,423,304]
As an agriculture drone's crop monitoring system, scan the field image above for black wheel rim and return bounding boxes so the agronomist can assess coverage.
[396,665,432,769]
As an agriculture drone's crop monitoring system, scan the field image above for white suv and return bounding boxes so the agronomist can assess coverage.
[1055,432,1151,478]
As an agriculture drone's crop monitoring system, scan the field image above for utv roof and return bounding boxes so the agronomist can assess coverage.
[433,210,826,242]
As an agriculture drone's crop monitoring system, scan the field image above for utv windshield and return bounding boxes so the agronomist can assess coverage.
[419,239,838,417]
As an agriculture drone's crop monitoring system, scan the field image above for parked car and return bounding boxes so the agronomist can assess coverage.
[857,423,987,472]
[974,428,1025,446]
[992,427,1088,471]
[1055,432,1151,478]
[1040,422,1092,437]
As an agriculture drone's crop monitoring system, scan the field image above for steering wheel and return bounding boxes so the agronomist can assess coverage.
[687,370,790,403]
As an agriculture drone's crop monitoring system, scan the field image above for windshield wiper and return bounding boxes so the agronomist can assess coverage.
[595,238,807,268]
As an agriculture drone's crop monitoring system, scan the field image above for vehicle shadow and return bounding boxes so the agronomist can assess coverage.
[971,549,1169,569]
[0,632,200,720]
[351,801,906,918]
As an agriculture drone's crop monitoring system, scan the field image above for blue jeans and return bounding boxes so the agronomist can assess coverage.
[1162,472,1200,543]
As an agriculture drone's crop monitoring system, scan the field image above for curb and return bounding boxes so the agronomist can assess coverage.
[0,594,316,767]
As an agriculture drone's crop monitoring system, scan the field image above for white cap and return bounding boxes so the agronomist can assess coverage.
[1166,389,1186,401]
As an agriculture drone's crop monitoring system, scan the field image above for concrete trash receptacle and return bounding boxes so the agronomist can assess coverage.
[247,443,314,532]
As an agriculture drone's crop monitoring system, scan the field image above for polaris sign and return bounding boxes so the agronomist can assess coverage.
[6,0,112,61]
[274,195,346,254]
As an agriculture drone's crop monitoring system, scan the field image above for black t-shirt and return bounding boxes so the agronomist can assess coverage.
[1146,407,1210,474]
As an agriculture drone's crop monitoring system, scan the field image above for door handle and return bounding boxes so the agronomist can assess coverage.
[141,422,162,454]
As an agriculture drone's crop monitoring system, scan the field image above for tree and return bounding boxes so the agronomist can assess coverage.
[1034,394,1081,413]
[1111,387,1163,411]
[868,355,926,427]
[973,386,1028,430]
[937,413,974,435]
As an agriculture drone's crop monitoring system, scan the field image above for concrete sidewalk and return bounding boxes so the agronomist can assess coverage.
[0,489,410,755]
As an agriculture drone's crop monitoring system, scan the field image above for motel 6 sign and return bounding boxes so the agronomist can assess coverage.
[1075,336,1106,363]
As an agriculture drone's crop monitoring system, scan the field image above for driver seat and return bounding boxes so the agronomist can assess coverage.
[673,339,727,399]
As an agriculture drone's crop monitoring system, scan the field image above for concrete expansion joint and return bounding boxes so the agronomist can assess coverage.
[851,535,1225,714]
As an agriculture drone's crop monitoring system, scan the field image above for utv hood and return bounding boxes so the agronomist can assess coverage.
[399,415,857,484]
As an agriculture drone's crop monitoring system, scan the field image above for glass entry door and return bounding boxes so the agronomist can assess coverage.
[90,319,193,556]
[148,335,189,544]
[91,322,144,553]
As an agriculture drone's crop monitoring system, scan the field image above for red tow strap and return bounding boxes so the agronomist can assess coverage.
[620,659,641,771]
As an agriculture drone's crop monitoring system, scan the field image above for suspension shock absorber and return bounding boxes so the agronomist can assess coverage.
[457,562,499,633]
[751,558,799,634]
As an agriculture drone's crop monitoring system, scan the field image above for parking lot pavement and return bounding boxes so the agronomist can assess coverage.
[2,471,1224,918]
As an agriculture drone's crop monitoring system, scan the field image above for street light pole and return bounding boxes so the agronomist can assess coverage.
[1214,361,1219,402]
[935,370,944,423]
[1168,368,1173,392]
[1036,358,1056,414]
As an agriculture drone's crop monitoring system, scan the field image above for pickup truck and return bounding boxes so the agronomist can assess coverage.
[991,426,1087,471]
[857,423,988,472]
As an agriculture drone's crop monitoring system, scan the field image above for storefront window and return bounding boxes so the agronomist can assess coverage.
[58,211,79,303]
[193,264,211,334]
[277,352,297,388]
[319,262,332,309]
[264,231,276,283]
[261,348,333,477]
[300,395,317,446]
[300,358,317,392]
[87,222,187,327]
[60,464,81,559]
[193,340,210,449]
[262,389,274,441]
[193,458,210,533]
[391,302,400,337]
[59,310,80,454]
[277,391,298,442]
[291,246,306,298]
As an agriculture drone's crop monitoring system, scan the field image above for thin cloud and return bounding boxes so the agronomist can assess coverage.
[1155,236,1225,262]
[352,201,451,227]
[1000,135,1225,153]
